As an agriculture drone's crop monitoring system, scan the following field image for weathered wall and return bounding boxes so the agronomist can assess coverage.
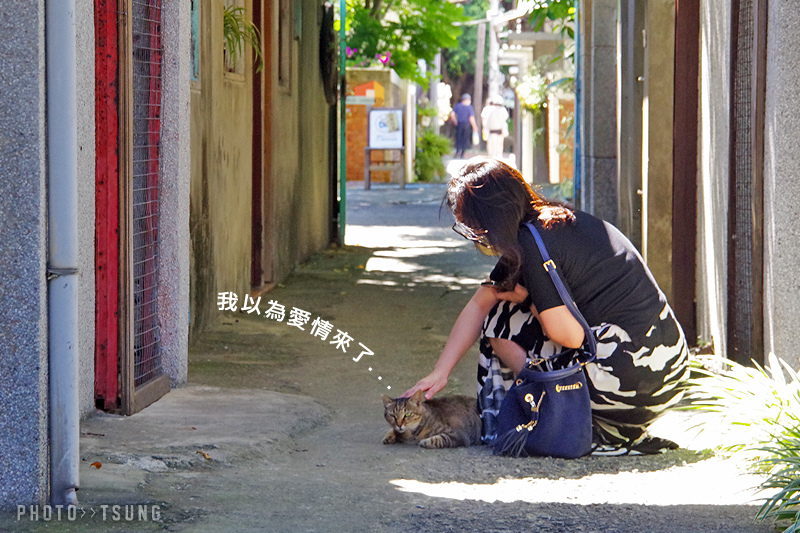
[0,0,49,509]
[190,0,255,336]
[267,0,333,282]
[191,0,333,336]
[642,0,675,301]
[763,0,800,368]
[696,0,731,354]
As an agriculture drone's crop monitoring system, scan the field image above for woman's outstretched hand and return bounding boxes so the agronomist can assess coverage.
[493,283,528,304]
[402,368,449,400]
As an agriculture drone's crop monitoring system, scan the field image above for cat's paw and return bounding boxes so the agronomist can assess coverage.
[383,431,397,445]
[419,435,447,449]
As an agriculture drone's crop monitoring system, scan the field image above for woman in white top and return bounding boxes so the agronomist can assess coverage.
[481,95,510,158]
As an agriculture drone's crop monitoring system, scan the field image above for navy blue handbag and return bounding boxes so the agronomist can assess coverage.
[492,223,596,459]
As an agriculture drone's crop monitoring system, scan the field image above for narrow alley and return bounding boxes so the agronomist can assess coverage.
[4,182,773,532]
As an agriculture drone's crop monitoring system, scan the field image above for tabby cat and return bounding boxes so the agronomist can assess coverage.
[381,390,482,448]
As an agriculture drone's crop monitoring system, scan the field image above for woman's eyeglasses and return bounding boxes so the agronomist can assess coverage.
[452,223,492,248]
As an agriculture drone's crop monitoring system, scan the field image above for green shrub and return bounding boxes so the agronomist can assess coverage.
[686,354,800,531]
[415,131,452,182]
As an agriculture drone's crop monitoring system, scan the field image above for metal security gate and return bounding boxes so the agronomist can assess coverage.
[727,0,767,366]
[95,0,169,414]
[130,0,165,391]
[119,0,170,413]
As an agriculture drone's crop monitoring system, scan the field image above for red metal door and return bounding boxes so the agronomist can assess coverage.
[94,0,169,413]
[94,0,121,411]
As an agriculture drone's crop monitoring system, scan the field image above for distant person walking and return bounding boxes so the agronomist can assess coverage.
[450,93,477,158]
[481,95,510,158]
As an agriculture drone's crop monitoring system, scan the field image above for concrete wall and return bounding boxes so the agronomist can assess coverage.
[578,0,618,222]
[696,0,731,354]
[190,0,255,336]
[0,0,49,509]
[160,0,192,385]
[0,0,96,508]
[763,1,800,367]
[77,0,97,419]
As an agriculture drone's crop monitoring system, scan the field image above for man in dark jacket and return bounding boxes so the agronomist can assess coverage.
[450,93,478,158]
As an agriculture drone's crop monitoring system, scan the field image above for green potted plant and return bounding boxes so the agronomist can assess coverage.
[415,130,452,182]
[223,5,263,72]
[417,106,438,128]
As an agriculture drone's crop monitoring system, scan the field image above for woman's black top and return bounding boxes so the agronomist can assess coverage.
[489,210,667,344]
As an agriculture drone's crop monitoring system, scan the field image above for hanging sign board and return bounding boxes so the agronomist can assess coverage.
[368,108,404,149]
[346,95,375,105]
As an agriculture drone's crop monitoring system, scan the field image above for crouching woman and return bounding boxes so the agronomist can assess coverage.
[404,157,689,455]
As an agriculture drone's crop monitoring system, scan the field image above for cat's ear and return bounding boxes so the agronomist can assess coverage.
[409,389,425,405]
[381,394,393,407]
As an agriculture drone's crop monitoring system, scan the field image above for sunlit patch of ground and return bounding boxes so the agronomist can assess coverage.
[391,454,766,506]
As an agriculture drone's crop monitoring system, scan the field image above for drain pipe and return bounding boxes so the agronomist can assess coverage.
[46,0,80,507]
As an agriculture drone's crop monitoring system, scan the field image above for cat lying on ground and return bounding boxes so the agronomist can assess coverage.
[381,390,482,448]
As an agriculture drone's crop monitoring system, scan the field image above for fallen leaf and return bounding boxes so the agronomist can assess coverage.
[196,451,211,460]
[90,462,102,469]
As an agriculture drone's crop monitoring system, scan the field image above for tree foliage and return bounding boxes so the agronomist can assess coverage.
[344,0,468,87]
[443,0,489,80]
[528,0,575,39]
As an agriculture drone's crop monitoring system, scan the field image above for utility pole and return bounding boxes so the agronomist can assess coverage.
[338,0,347,245]
[474,22,486,132]
[487,0,502,99]
[432,52,441,134]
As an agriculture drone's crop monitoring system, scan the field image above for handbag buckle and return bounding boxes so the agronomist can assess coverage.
[524,391,546,412]
[543,260,556,272]
[515,391,546,432]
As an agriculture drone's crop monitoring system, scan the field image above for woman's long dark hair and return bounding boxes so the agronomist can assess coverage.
[446,157,575,289]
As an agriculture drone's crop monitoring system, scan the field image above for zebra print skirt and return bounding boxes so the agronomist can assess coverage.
[477,301,690,455]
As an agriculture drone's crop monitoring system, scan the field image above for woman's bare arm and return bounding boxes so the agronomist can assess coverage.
[403,286,499,399]
[538,305,585,348]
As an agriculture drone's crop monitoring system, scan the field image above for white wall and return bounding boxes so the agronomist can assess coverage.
[763,1,800,369]
[77,0,96,418]
[696,0,731,356]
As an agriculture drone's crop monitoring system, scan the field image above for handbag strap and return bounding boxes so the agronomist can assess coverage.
[524,222,597,359]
